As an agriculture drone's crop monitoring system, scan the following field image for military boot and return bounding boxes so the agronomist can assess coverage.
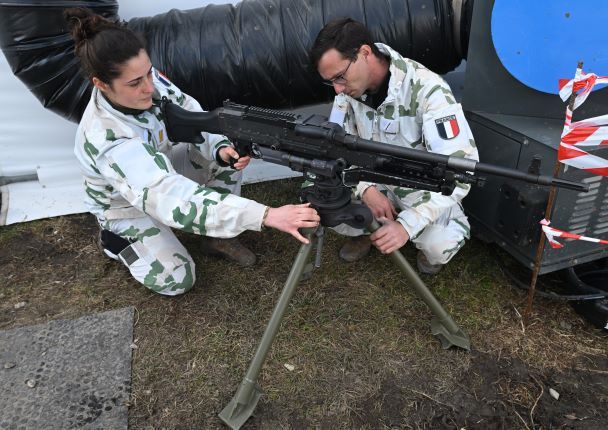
[339,235,372,263]
[416,251,443,275]
[201,237,256,267]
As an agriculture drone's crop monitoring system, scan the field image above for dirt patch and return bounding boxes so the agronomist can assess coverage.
[345,350,608,430]
[452,352,607,430]
[1,178,607,429]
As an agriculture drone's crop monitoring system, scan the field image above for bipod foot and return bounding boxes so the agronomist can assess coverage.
[218,380,263,430]
[430,318,470,350]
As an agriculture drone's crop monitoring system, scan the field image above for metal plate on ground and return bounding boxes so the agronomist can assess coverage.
[0,307,134,430]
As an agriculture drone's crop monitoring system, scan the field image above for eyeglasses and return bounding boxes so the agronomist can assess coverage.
[322,57,355,87]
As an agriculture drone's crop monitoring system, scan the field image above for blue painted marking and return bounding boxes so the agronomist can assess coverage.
[492,0,608,94]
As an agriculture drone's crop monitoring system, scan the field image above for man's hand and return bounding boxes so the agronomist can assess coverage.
[219,146,251,170]
[370,218,409,254]
[362,186,398,220]
[263,203,321,244]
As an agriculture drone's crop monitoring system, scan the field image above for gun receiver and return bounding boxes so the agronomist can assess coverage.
[161,98,589,194]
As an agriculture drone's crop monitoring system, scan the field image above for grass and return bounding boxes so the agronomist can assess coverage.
[1,177,607,429]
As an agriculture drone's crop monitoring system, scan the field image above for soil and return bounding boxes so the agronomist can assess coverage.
[1,182,607,429]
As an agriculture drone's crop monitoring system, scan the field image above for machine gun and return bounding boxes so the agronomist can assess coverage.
[160,99,589,430]
[161,99,587,228]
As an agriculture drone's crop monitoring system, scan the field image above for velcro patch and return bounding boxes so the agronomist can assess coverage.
[435,115,460,139]
[119,245,140,266]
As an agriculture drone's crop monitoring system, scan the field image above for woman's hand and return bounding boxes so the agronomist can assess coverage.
[219,146,251,170]
[263,203,321,243]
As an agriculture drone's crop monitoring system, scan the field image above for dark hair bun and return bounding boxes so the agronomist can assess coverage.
[64,7,113,46]
[63,7,145,83]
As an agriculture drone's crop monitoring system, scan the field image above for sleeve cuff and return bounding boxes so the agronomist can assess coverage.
[222,195,268,232]
[355,182,375,199]
[215,148,230,167]
[396,209,429,239]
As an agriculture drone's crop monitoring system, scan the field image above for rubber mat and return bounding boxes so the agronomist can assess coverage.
[0,307,134,429]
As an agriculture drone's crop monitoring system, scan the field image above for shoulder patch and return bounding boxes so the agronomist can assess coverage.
[156,70,172,87]
[435,115,460,139]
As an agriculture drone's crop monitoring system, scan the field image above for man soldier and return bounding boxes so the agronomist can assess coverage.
[309,18,479,274]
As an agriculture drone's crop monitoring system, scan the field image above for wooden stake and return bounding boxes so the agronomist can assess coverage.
[523,61,583,323]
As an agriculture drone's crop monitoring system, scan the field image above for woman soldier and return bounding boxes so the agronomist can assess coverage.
[65,7,319,295]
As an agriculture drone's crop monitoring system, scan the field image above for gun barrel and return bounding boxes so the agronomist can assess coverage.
[549,178,591,192]
[474,162,590,192]
[336,134,452,165]
[337,135,589,192]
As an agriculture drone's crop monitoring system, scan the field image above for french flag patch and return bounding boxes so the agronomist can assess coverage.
[435,115,460,139]
[156,70,172,87]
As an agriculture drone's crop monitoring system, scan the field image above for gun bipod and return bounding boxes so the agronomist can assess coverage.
[219,219,470,429]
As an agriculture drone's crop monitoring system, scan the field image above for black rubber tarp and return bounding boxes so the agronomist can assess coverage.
[0,0,119,122]
[0,0,472,123]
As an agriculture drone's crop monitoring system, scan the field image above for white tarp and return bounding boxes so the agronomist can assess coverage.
[0,52,82,225]
[0,0,297,226]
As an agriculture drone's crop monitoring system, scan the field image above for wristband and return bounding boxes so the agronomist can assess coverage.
[261,206,270,229]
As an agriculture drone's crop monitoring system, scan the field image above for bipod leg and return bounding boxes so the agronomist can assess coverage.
[369,220,470,351]
[219,229,317,429]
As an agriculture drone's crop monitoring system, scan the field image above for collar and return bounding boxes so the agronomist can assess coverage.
[362,56,391,110]
[372,43,410,106]
[101,93,146,116]
[95,87,158,130]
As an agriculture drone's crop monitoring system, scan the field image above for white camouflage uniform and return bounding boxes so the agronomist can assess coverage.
[74,69,267,295]
[331,43,479,265]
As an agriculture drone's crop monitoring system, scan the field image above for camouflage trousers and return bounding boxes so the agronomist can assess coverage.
[101,143,242,295]
[333,193,470,266]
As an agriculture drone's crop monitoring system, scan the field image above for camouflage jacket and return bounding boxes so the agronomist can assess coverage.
[74,68,266,237]
[332,43,479,237]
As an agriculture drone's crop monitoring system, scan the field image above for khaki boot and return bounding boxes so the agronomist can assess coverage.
[416,251,443,275]
[339,235,372,263]
[201,237,256,267]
